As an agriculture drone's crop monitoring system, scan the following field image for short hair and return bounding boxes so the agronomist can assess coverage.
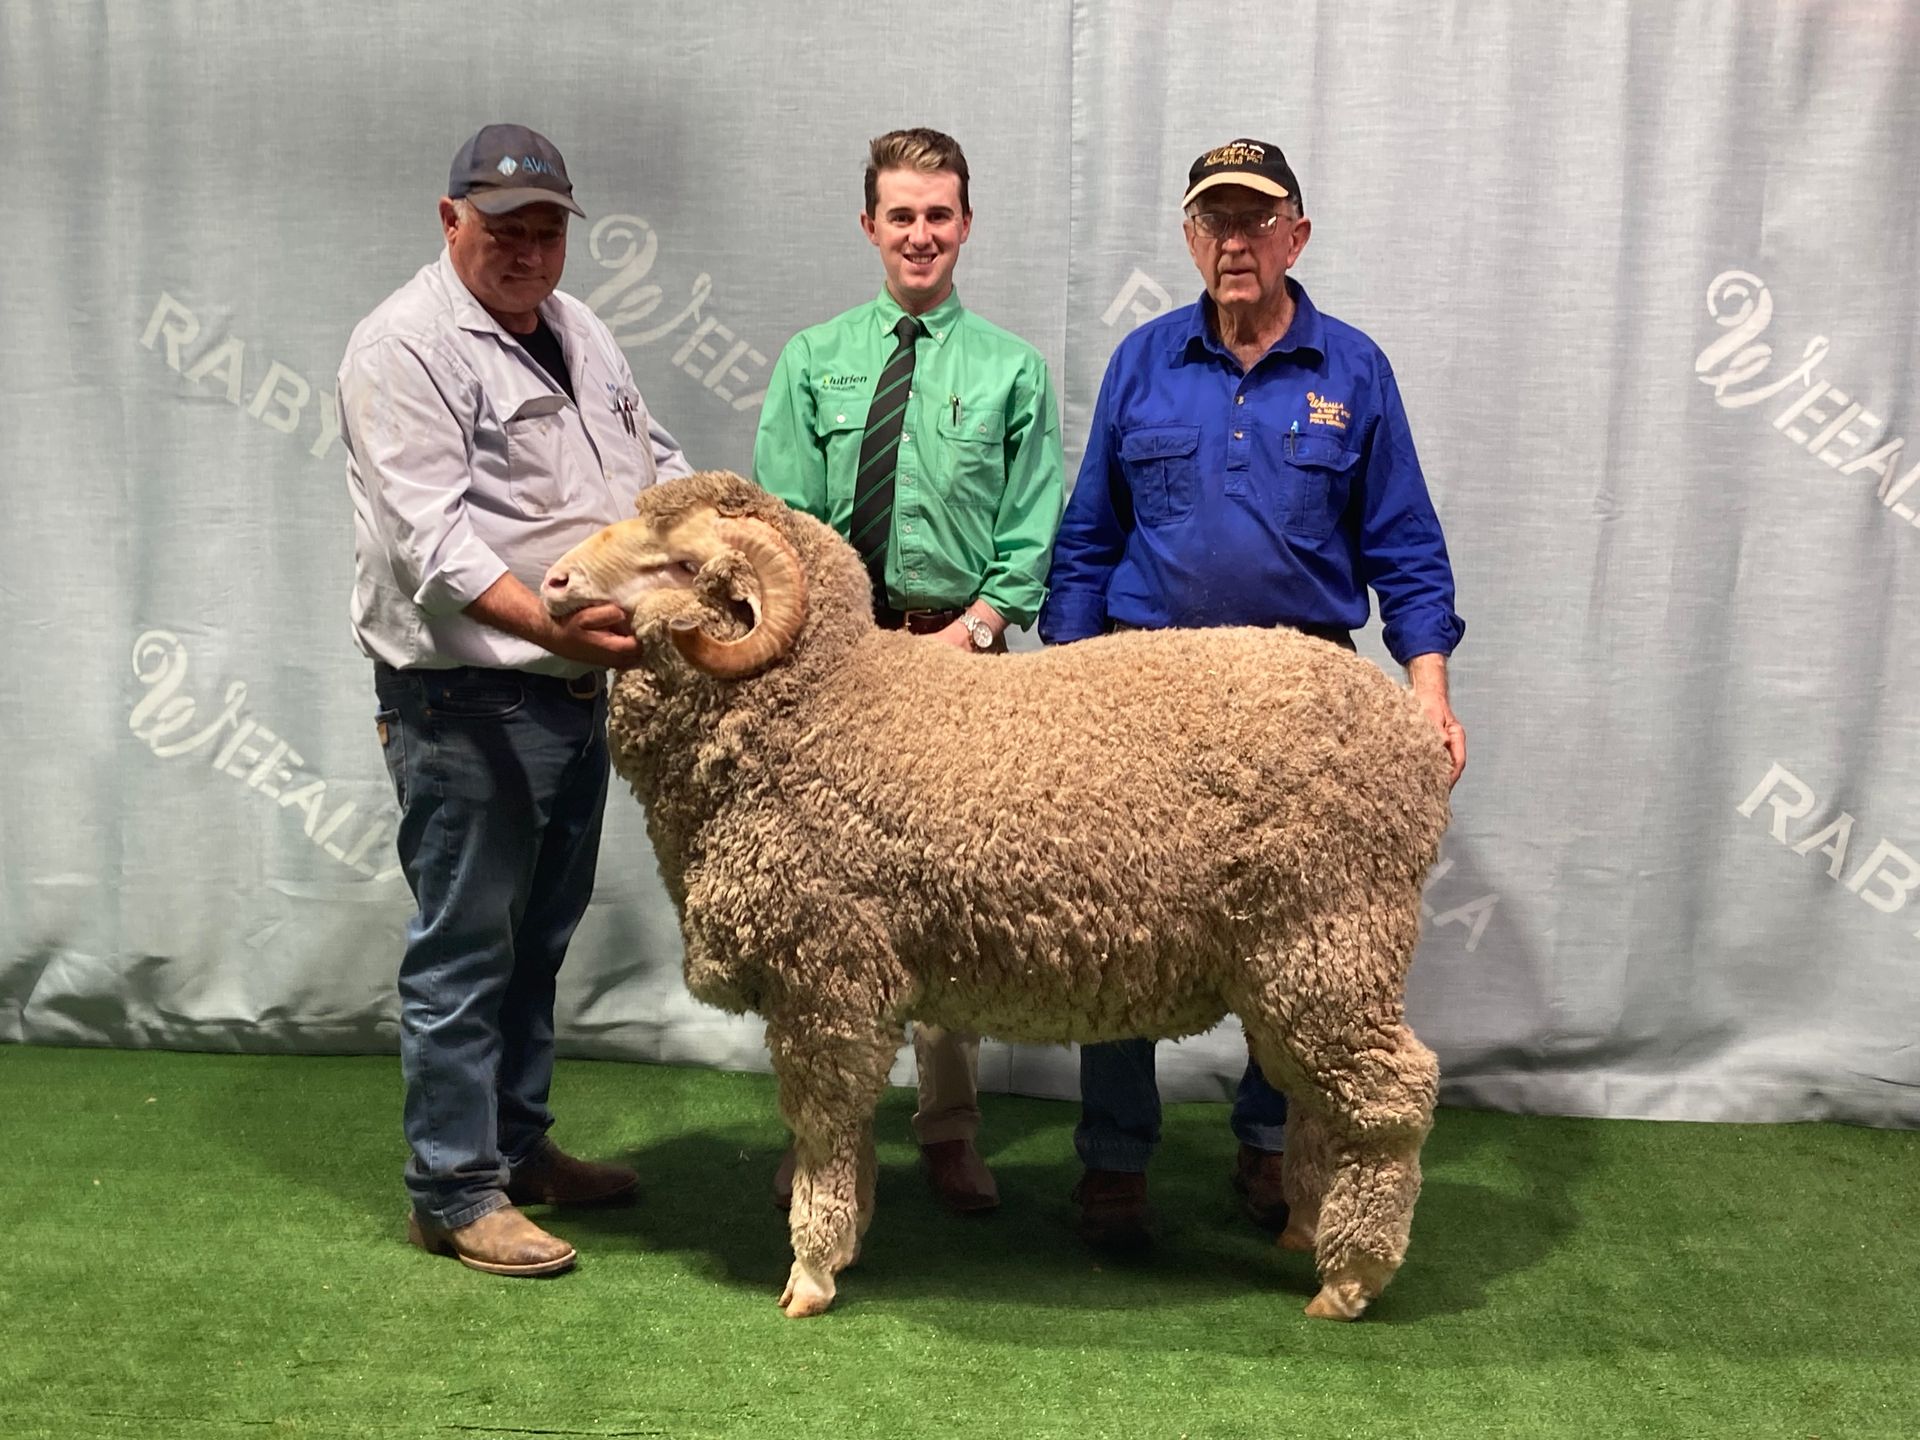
[865,128,971,216]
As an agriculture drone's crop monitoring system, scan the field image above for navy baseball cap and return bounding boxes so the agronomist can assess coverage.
[448,124,585,218]
[1181,138,1300,210]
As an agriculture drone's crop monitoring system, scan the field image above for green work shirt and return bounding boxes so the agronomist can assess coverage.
[752,288,1065,627]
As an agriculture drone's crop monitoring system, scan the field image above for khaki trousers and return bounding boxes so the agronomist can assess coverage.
[911,1024,981,1145]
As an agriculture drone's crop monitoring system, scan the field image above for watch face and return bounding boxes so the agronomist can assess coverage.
[967,620,992,649]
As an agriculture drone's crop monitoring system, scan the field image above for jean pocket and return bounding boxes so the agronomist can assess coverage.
[1278,432,1357,539]
[425,671,526,720]
[374,706,407,808]
[1119,425,1201,525]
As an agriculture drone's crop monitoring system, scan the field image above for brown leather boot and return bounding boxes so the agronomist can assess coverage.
[407,1204,576,1277]
[1071,1168,1150,1251]
[1230,1142,1290,1230]
[920,1138,999,1213]
[505,1140,639,1208]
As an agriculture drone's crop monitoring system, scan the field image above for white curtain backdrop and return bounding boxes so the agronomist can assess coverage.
[3,1,1915,1126]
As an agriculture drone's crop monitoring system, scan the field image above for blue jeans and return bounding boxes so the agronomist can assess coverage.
[1076,1040,1289,1173]
[373,663,610,1228]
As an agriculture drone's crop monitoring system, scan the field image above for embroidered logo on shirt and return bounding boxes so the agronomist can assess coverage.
[820,375,869,390]
[1306,391,1351,430]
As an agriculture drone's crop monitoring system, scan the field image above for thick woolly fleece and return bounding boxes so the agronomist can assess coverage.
[599,471,1452,1319]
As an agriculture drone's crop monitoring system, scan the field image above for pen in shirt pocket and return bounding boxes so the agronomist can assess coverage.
[950,395,960,425]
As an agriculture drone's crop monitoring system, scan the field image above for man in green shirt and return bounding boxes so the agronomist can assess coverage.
[754,127,1066,1214]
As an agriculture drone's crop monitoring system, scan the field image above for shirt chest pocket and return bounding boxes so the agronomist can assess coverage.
[1277,432,1358,539]
[933,405,1007,508]
[810,397,868,475]
[502,394,573,516]
[1119,425,1201,526]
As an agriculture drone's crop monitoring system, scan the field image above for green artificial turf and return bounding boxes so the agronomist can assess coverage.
[1,1046,1915,1439]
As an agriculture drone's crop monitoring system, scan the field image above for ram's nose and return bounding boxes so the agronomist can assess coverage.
[541,566,573,607]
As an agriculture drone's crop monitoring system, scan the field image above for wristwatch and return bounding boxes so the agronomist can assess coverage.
[959,614,995,651]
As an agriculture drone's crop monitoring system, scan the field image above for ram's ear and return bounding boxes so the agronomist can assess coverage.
[695,549,757,606]
[670,518,808,679]
[632,589,708,645]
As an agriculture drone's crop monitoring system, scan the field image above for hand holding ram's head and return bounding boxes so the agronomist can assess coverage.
[542,472,811,680]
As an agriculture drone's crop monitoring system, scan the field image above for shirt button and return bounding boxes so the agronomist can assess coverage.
[1234,430,1245,439]
[1236,395,1245,405]
[836,413,846,423]
[902,433,913,444]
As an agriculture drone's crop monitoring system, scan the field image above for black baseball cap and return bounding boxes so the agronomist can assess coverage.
[447,124,585,218]
[1181,138,1300,210]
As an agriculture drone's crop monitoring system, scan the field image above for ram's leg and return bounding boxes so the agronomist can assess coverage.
[1236,917,1438,1321]
[1300,1036,1433,1321]
[766,1018,898,1318]
[1275,1106,1333,1254]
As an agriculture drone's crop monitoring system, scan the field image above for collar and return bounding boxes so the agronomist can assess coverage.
[438,248,568,341]
[1177,278,1325,366]
[873,286,964,348]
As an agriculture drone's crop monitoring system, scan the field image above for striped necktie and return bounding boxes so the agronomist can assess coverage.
[848,314,923,604]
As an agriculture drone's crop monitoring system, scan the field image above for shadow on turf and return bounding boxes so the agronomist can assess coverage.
[542,1092,1587,1334]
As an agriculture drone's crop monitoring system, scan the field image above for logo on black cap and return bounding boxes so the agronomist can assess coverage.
[449,124,585,219]
[1181,137,1301,211]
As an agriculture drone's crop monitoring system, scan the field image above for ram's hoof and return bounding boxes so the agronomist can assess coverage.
[1276,1219,1316,1253]
[1304,1278,1370,1321]
[778,1259,836,1318]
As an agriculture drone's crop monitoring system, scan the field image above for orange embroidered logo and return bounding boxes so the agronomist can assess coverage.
[1306,391,1350,430]
[1202,140,1267,168]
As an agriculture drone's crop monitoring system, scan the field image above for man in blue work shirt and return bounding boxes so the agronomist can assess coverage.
[1038,137,1467,1249]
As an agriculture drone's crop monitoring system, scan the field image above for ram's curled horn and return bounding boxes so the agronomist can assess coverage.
[671,514,808,679]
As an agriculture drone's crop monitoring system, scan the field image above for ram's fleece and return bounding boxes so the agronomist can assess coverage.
[543,470,1451,1321]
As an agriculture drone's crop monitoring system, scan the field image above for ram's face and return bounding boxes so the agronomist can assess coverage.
[542,516,706,623]
[543,499,809,681]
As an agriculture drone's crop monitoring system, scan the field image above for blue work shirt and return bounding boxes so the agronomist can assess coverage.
[1038,282,1463,664]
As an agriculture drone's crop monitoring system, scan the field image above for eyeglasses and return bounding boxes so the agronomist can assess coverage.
[480,219,568,248]
[1187,210,1284,240]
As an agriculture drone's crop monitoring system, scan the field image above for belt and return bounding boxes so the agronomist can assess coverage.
[875,604,966,636]
[373,661,604,701]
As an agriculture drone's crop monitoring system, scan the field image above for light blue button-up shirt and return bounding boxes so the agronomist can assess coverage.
[340,250,689,676]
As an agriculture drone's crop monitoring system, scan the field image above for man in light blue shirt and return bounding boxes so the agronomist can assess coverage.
[1040,137,1466,1249]
[342,124,688,1278]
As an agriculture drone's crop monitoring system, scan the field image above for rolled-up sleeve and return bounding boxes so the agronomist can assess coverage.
[1356,365,1465,665]
[976,353,1065,628]
[339,336,506,616]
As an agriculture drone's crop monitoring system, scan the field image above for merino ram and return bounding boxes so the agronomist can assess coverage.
[542,470,1451,1321]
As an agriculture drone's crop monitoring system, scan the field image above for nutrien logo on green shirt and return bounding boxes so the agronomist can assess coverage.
[819,375,869,390]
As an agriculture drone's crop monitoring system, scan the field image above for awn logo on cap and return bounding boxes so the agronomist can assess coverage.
[449,124,585,218]
[1182,137,1302,210]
